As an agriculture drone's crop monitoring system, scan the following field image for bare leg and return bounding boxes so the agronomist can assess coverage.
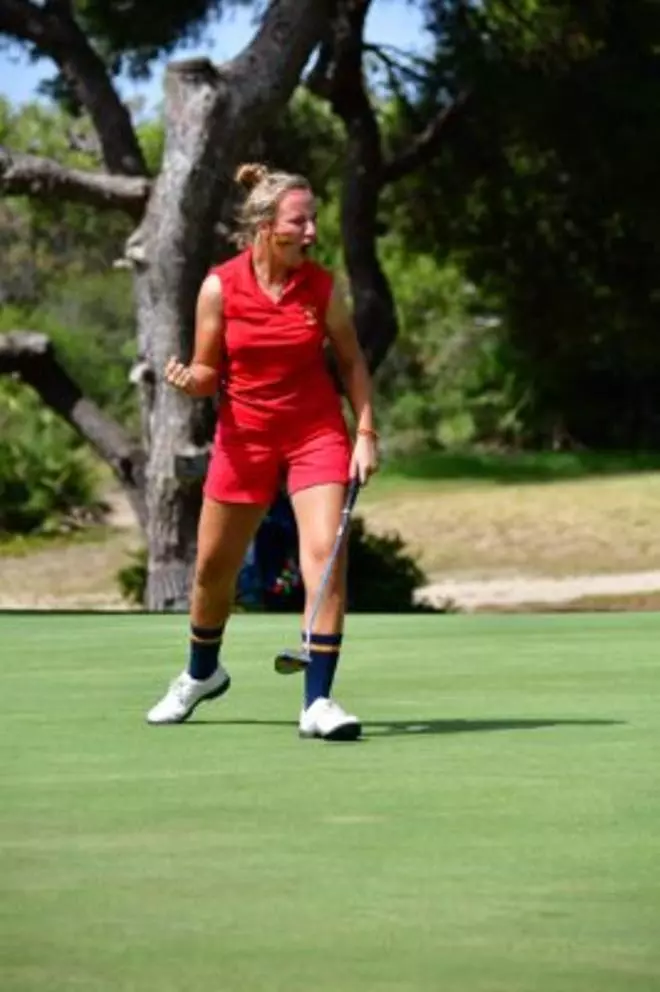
[290,482,360,738]
[290,482,347,636]
[191,498,267,627]
[146,498,265,725]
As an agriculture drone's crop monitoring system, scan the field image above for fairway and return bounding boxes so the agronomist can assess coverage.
[1,612,658,991]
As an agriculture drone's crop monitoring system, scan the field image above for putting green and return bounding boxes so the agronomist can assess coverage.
[1,612,658,991]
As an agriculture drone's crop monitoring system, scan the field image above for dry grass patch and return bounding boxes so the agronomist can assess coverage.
[359,473,660,577]
[0,528,140,609]
[485,590,660,613]
[4,466,660,610]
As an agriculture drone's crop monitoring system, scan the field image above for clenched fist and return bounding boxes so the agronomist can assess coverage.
[164,356,196,395]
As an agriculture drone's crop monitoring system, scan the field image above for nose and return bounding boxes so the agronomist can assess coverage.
[303,219,317,243]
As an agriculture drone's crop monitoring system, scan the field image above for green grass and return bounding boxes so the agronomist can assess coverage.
[0,525,116,559]
[374,448,660,490]
[1,612,659,991]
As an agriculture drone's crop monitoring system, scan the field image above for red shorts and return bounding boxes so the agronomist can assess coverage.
[204,422,352,504]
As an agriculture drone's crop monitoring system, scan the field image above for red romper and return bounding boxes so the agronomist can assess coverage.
[203,248,352,505]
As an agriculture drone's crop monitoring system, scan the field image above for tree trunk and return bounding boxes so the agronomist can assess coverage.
[306,1,399,375]
[310,1,470,376]
[130,2,336,611]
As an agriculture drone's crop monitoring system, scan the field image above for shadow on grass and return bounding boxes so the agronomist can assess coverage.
[378,449,660,486]
[362,717,625,737]
[188,717,625,737]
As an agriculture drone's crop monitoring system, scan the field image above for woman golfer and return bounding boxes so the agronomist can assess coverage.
[147,162,378,740]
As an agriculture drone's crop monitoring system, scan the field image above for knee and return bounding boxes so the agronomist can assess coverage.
[304,532,334,568]
[301,532,346,585]
[194,549,234,591]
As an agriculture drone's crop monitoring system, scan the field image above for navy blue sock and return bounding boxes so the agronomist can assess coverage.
[188,624,225,681]
[304,632,343,708]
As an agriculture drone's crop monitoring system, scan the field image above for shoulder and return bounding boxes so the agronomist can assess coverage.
[207,250,249,292]
[202,252,247,312]
[198,271,223,304]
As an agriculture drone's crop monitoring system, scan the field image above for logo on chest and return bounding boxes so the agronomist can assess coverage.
[301,304,319,326]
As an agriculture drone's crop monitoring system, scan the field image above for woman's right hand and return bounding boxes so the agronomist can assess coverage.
[164,356,197,395]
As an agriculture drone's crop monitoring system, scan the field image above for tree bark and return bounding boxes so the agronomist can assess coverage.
[310,2,471,374]
[128,0,336,610]
[0,147,150,216]
[309,0,398,372]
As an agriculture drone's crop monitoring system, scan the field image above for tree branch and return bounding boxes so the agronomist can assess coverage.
[363,42,433,88]
[0,331,146,529]
[0,147,151,216]
[381,88,473,185]
[309,0,398,371]
[305,38,336,100]
[230,0,338,112]
[0,0,146,176]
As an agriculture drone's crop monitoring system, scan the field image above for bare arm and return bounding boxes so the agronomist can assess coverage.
[165,273,224,398]
[324,280,376,437]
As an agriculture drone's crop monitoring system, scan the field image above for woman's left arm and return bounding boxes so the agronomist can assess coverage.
[324,280,379,483]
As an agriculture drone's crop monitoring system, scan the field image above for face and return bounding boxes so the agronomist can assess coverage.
[265,188,317,268]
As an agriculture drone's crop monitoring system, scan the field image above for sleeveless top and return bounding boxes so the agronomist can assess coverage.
[209,248,346,439]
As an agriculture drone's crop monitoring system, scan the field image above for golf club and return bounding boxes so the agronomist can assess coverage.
[273,476,361,675]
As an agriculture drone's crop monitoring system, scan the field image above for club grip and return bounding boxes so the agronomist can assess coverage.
[345,476,361,512]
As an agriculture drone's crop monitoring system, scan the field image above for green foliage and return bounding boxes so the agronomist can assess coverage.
[312,186,344,273]
[347,517,428,613]
[116,547,148,606]
[6,0,660,459]
[263,90,346,203]
[374,235,517,450]
[377,447,660,485]
[0,380,100,535]
[0,270,138,428]
[136,118,165,174]
[0,99,133,309]
[0,99,139,427]
[397,0,660,447]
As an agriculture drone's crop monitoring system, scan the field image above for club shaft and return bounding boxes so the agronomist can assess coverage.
[303,479,360,650]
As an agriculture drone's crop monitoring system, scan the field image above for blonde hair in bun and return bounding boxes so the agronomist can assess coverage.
[232,161,311,248]
[233,162,269,191]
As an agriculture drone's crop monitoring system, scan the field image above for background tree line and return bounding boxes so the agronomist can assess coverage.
[1,0,659,605]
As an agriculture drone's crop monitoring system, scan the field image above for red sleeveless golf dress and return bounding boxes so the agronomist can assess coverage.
[203,248,351,504]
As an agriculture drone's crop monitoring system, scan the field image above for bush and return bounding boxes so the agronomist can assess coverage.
[116,512,430,613]
[346,516,427,612]
[0,380,100,534]
[116,547,148,606]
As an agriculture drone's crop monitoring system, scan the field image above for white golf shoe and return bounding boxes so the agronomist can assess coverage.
[146,667,231,725]
[299,697,361,741]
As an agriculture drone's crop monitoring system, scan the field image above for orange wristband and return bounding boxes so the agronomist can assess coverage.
[357,427,379,440]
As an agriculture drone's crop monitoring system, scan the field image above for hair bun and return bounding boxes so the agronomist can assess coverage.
[234,162,269,191]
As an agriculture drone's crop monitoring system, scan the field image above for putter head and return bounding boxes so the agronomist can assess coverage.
[274,648,311,675]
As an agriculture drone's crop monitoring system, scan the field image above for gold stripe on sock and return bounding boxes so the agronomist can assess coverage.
[191,634,223,644]
[304,643,339,654]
